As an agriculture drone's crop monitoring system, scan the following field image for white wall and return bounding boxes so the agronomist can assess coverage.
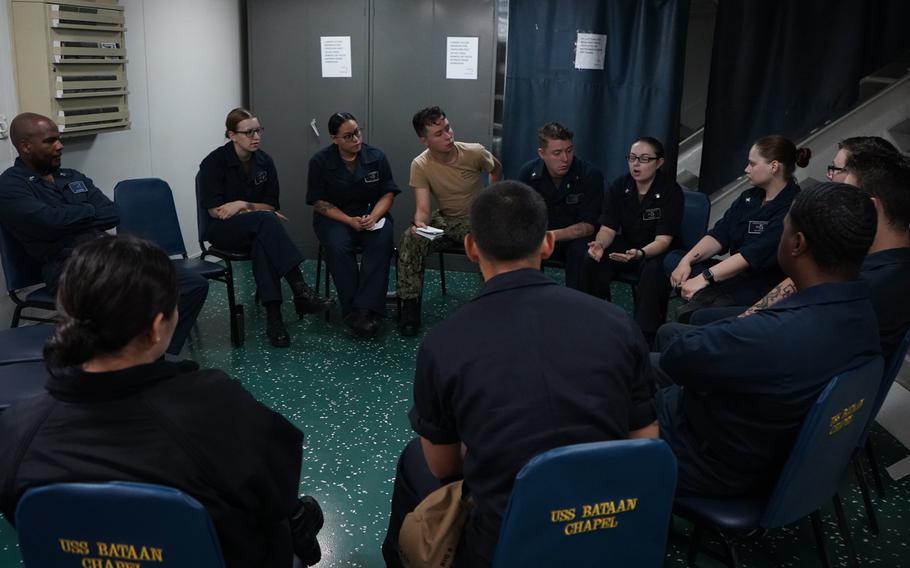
[0,0,244,324]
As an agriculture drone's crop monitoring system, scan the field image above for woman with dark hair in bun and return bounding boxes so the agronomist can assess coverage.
[0,235,324,568]
[198,107,333,348]
[667,135,811,322]
[306,112,400,338]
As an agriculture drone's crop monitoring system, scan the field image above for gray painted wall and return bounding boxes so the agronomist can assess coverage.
[247,0,497,257]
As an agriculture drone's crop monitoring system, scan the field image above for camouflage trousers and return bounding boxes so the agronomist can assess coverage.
[396,211,472,300]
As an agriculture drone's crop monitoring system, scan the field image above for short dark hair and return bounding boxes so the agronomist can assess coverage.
[328,112,357,135]
[43,235,179,369]
[537,122,573,149]
[753,135,811,179]
[844,148,903,185]
[837,136,899,158]
[633,136,665,159]
[855,156,910,230]
[787,182,876,277]
[412,106,446,137]
[469,181,548,261]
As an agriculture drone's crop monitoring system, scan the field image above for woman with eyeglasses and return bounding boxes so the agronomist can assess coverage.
[198,107,332,348]
[0,235,324,568]
[582,137,683,344]
[306,112,400,338]
[667,135,810,323]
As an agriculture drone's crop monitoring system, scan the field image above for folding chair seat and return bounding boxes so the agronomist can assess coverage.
[0,225,55,327]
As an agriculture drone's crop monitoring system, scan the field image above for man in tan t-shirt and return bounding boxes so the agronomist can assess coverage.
[397,106,502,335]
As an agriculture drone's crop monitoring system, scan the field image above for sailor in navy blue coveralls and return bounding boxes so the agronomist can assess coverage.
[198,141,305,305]
[307,142,399,321]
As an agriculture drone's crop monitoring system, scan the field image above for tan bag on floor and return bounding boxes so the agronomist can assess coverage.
[399,480,471,568]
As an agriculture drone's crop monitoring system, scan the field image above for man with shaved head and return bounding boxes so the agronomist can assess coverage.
[0,112,208,355]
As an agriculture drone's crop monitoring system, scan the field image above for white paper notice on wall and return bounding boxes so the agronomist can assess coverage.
[574,32,607,70]
[446,37,479,80]
[321,36,352,78]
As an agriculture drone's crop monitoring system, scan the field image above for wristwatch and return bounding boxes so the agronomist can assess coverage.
[701,268,715,285]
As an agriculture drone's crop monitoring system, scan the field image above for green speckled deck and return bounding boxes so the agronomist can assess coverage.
[1,261,908,567]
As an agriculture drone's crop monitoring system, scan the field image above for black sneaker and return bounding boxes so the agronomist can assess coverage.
[398,299,421,336]
[291,281,335,318]
[265,309,290,348]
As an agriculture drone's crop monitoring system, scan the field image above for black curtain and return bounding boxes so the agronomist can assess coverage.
[501,0,690,184]
[699,0,910,195]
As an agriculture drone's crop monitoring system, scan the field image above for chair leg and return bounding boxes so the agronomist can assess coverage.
[439,251,447,295]
[10,305,23,328]
[223,262,244,348]
[686,524,702,566]
[832,493,860,567]
[717,533,741,568]
[865,440,885,496]
[810,511,833,568]
[852,454,880,535]
[315,246,323,296]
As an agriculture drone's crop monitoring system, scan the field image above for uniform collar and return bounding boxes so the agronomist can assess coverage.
[768,280,869,311]
[622,170,671,198]
[46,359,199,402]
[746,179,799,205]
[531,156,582,185]
[472,267,556,301]
[862,247,910,270]
[323,142,375,171]
[220,141,264,170]
[12,157,60,180]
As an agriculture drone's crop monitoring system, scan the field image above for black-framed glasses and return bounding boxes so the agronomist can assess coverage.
[337,127,363,142]
[627,153,658,164]
[826,165,848,178]
[236,127,264,138]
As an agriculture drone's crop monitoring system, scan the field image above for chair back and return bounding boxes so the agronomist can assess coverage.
[195,172,212,250]
[761,357,884,528]
[858,328,910,447]
[493,439,677,568]
[16,481,226,567]
[114,178,187,257]
[680,189,710,250]
[0,224,45,292]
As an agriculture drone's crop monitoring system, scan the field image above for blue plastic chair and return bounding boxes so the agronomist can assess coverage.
[114,178,244,347]
[193,173,252,345]
[16,481,226,567]
[853,327,910,534]
[493,438,677,568]
[0,224,55,327]
[661,189,711,278]
[675,357,884,568]
[616,188,710,305]
[0,324,53,412]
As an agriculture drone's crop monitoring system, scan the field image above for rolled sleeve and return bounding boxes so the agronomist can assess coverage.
[409,344,459,444]
[377,154,401,197]
[306,155,328,205]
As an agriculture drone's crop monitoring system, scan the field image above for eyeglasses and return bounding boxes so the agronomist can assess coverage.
[236,127,264,138]
[826,165,848,179]
[627,154,658,164]
[337,127,363,142]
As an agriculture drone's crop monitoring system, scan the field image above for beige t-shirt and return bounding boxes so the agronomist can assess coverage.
[409,141,496,218]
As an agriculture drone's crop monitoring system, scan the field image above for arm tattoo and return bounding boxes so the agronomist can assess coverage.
[314,200,336,214]
[742,280,797,316]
